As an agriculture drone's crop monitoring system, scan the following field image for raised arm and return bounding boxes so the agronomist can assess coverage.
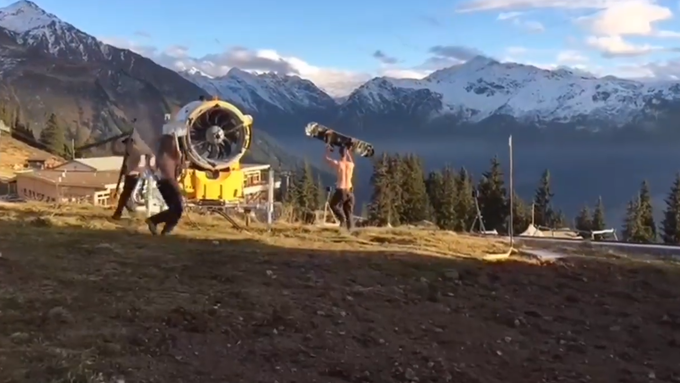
[324,145,338,167]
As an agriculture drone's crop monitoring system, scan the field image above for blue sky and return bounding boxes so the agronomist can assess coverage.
[7,0,680,95]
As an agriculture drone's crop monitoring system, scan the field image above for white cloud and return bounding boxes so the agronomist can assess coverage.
[556,50,589,63]
[101,37,369,97]
[580,1,672,36]
[497,11,524,20]
[459,0,680,58]
[586,35,662,56]
[496,11,545,32]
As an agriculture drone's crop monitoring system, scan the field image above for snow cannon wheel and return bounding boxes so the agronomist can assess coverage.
[304,122,375,158]
[180,100,253,171]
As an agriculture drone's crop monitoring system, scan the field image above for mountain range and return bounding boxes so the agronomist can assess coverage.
[2,0,680,228]
[1,0,679,158]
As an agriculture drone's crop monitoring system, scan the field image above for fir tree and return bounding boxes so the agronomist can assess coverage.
[39,113,66,156]
[425,170,444,224]
[591,196,606,231]
[437,166,458,230]
[476,156,508,232]
[637,180,657,242]
[368,153,395,226]
[574,205,593,232]
[661,173,680,244]
[388,154,405,225]
[511,192,532,235]
[399,154,430,224]
[622,197,644,243]
[533,169,554,228]
[295,162,319,223]
[454,167,475,232]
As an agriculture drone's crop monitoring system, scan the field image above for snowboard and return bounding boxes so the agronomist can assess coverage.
[304,122,375,158]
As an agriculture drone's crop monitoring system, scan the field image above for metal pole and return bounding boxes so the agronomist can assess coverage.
[267,168,274,230]
[509,135,514,248]
[144,173,152,218]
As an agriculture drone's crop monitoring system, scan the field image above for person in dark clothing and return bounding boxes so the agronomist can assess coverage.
[112,135,152,220]
[146,134,184,235]
[325,144,355,231]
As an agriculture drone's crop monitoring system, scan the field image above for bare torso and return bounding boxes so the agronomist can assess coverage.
[336,160,354,189]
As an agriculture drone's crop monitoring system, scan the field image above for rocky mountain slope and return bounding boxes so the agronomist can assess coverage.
[184,55,680,142]
[0,1,307,170]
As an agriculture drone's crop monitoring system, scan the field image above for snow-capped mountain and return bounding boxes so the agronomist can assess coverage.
[179,67,337,113]
[339,56,680,129]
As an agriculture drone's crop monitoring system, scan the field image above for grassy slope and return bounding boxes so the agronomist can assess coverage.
[0,135,60,176]
[0,202,679,382]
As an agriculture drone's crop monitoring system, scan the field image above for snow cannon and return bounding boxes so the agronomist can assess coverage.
[158,97,253,171]
[304,122,375,158]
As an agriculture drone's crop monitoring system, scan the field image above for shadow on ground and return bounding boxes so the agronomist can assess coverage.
[1,209,680,383]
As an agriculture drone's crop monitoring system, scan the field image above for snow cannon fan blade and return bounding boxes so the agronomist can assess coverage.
[304,122,375,158]
[171,99,253,171]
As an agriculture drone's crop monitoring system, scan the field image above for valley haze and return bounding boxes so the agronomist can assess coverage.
[0,0,678,227]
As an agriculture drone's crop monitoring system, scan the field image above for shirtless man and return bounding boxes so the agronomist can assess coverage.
[112,132,154,220]
[325,143,355,231]
[145,134,184,235]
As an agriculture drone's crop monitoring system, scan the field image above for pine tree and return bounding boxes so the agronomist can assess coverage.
[591,196,606,231]
[283,172,301,221]
[476,156,508,232]
[316,175,327,210]
[425,170,444,224]
[661,173,680,244]
[39,113,66,156]
[399,154,430,224]
[533,169,555,228]
[388,154,405,225]
[454,167,475,231]
[574,205,593,232]
[637,180,657,242]
[551,209,567,228]
[368,153,394,226]
[511,192,531,235]
[437,166,458,230]
[295,162,319,223]
[622,197,644,243]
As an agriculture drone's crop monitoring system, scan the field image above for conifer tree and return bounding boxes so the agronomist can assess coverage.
[283,172,301,221]
[388,154,405,225]
[511,192,531,235]
[637,180,657,242]
[591,196,606,231]
[551,209,567,228]
[574,205,593,232]
[368,153,395,226]
[399,154,430,223]
[295,162,319,222]
[425,170,444,223]
[454,167,475,231]
[437,166,458,230]
[39,113,66,156]
[533,169,555,228]
[476,156,508,232]
[661,173,680,244]
[622,197,644,243]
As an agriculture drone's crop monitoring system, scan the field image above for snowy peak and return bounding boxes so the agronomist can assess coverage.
[0,0,104,60]
[0,0,57,33]
[342,59,680,127]
[181,69,337,113]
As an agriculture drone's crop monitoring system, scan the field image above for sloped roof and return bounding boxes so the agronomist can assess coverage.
[16,170,120,188]
[62,156,124,171]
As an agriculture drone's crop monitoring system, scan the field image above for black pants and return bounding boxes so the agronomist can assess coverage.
[113,175,139,217]
[330,188,355,230]
[148,179,184,233]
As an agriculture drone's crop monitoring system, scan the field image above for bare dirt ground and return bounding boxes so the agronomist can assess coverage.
[1,202,679,383]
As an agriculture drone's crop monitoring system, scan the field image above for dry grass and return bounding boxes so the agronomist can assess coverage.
[1,202,680,383]
[0,135,59,174]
